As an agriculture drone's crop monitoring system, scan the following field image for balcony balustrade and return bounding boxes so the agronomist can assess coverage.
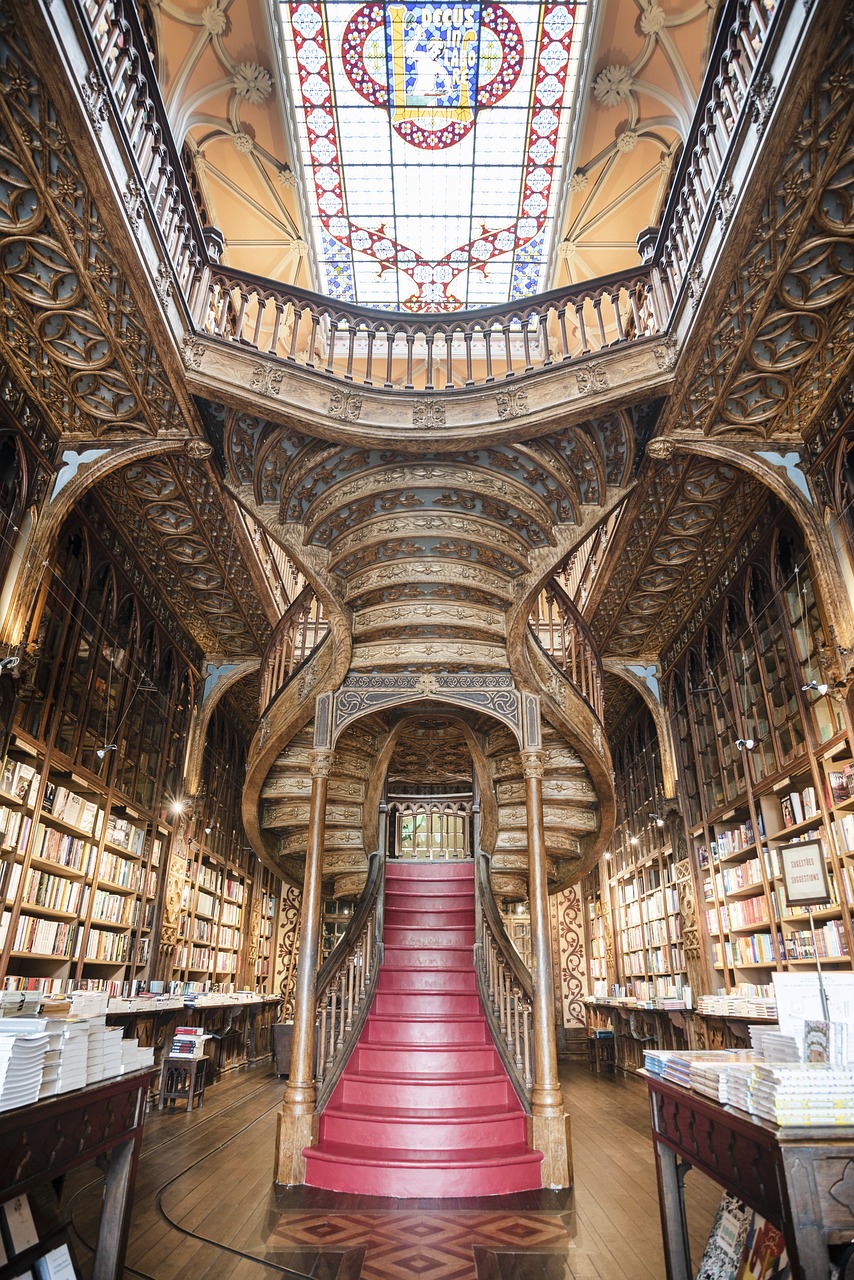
[76,0,778,394]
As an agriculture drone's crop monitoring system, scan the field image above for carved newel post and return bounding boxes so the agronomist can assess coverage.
[522,748,572,1187]
[275,746,334,1184]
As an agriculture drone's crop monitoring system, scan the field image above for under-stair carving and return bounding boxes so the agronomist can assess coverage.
[304,860,543,1197]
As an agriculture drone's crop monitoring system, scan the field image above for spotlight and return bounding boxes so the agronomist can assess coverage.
[648,813,666,828]
[204,825,213,835]
[735,738,756,751]
[629,835,639,845]
[802,680,829,696]
[96,743,117,760]
[0,656,19,673]
[170,799,188,816]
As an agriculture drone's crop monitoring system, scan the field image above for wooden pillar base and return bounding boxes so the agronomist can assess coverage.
[275,1107,318,1185]
[529,1111,573,1189]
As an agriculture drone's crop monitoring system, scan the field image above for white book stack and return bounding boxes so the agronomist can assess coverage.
[0,1018,66,1099]
[726,1067,758,1114]
[102,1027,124,1079]
[689,1059,758,1104]
[119,1038,155,1074]
[757,1031,800,1063]
[0,1031,49,1111]
[85,1016,108,1084]
[55,1021,89,1093]
[69,990,109,1018]
[750,1064,854,1125]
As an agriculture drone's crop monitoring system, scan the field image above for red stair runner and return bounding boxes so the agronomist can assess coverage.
[303,860,543,1197]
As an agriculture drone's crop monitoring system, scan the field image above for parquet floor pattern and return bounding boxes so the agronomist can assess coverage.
[65,1062,720,1279]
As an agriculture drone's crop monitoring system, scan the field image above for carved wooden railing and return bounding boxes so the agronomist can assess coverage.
[529,580,604,722]
[653,0,775,311]
[314,847,385,1111]
[76,0,779,391]
[258,585,329,716]
[474,850,533,1111]
[197,266,658,391]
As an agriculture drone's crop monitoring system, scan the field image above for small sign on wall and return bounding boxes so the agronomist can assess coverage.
[779,839,832,908]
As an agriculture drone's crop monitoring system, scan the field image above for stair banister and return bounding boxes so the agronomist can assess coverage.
[314,828,386,1112]
[474,848,534,1111]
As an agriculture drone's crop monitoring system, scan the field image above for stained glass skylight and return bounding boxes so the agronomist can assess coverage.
[278,0,588,312]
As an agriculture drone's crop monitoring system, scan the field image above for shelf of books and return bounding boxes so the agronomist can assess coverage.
[0,744,165,997]
[609,835,687,1000]
[172,839,250,988]
[695,754,854,990]
[582,864,609,993]
[254,862,279,993]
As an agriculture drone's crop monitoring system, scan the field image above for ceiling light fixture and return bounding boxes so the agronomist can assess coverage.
[802,680,829,696]
[0,656,20,673]
[648,812,666,828]
[735,738,756,752]
[95,743,117,760]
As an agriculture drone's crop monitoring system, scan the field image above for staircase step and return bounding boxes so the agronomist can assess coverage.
[383,945,473,970]
[386,861,473,880]
[303,1142,543,1197]
[377,967,478,993]
[384,926,475,947]
[365,1014,488,1047]
[353,1043,497,1075]
[372,990,481,1016]
[385,909,473,929]
[336,1072,515,1111]
[319,1108,527,1151]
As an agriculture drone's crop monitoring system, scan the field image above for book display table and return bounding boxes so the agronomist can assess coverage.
[642,1069,854,1279]
[158,1054,207,1112]
[0,1069,154,1280]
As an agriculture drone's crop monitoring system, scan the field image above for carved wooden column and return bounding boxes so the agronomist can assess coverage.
[522,748,571,1187]
[275,746,333,1184]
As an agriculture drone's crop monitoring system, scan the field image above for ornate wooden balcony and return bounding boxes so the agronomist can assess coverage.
[75,0,779,397]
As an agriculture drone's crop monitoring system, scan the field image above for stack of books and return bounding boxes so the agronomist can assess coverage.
[0,1029,49,1111]
[85,1017,109,1084]
[690,1059,758,1104]
[750,1064,854,1125]
[54,1020,89,1093]
[119,1038,155,1074]
[102,1027,125,1079]
[170,1027,210,1058]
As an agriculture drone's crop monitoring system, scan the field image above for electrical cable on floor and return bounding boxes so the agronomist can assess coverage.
[66,1086,314,1280]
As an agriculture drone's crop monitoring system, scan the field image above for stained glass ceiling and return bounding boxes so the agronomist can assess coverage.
[278,0,589,312]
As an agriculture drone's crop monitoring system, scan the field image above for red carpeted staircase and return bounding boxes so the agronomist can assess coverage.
[303,860,543,1197]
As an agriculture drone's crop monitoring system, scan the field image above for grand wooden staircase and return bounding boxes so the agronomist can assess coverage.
[304,860,543,1197]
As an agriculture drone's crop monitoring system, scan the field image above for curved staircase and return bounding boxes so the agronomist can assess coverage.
[303,860,543,1197]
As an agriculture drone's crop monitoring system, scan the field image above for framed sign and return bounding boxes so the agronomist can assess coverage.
[779,839,832,908]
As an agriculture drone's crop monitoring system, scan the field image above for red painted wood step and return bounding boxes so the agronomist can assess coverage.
[303,859,542,1197]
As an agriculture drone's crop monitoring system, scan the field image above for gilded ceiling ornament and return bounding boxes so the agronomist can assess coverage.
[653,338,678,372]
[183,439,213,459]
[329,389,362,422]
[251,362,284,397]
[182,336,206,369]
[202,0,228,35]
[80,70,108,133]
[412,399,446,428]
[575,363,608,394]
[646,438,676,460]
[495,388,528,420]
[639,3,667,34]
[592,65,634,109]
[232,62,273,105]
[748,71,776,138]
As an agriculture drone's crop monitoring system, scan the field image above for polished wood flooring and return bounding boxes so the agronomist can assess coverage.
[65,1062,721,1279]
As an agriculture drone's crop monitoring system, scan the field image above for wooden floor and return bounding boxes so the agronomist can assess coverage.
[65,1061,721,1279]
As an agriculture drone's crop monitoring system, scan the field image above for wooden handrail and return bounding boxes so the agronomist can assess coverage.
[314,845,385,1112]
[528,578,604,721]
[474,848,534,1111]
[258,584,330,716]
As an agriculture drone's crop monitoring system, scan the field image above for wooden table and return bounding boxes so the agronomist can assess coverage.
[0,1069,154,1280]
[642,1069,854,1280]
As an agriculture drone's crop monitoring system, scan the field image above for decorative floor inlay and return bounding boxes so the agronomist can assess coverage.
[268,1209,573,1279]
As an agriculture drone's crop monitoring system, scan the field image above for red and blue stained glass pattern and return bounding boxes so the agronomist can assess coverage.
[281,0,586,312]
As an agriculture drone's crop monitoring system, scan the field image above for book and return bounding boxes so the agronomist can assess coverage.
[697,1192,752,1279]
[736,1213,789,1278]
[34,1241,81,1280]
[1,1194,39,1256]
